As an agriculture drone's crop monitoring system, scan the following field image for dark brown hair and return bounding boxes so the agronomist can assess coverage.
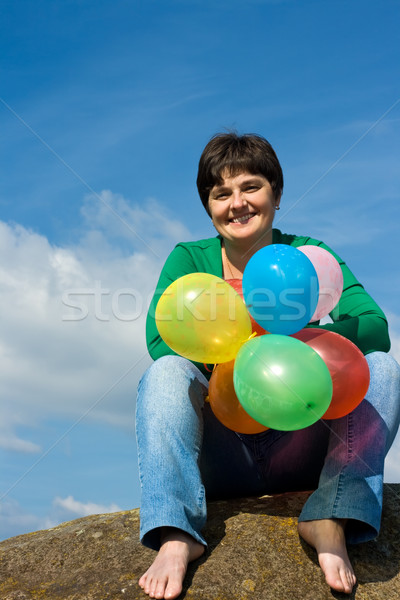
[196,132,284,215]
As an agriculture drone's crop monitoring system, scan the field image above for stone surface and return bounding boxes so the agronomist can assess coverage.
[1,485,400,599]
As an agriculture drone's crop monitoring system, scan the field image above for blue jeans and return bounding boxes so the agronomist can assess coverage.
[136,352,400,550]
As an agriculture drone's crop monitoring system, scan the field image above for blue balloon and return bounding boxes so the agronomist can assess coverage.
[242,244,319,335]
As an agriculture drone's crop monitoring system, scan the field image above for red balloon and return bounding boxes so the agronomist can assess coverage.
[292,329,370,419]
[226,279,267,336]
[208,360,268,434]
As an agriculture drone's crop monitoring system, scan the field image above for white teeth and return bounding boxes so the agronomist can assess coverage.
[231,214,254,224]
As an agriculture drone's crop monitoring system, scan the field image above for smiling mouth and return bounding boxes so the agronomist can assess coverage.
[230,213,256,224]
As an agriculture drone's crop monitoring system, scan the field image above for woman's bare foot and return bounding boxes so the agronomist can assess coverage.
[138,528,205,599]
[298,519,356,594]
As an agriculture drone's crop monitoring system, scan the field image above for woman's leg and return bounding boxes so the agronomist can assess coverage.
[136,355,208,551]
[136,355,265,599]
[235,352,400,593]
[136,355,208,599]
[298,351,400,541]
[297,351,400,593]
[136,355,264,550]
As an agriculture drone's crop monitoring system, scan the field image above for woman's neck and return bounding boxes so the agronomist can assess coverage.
[222,230,274,278]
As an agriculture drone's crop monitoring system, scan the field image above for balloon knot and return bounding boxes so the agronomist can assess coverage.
[247,332,258,341]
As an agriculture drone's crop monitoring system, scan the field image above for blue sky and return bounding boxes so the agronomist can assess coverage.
[1,0,399,540]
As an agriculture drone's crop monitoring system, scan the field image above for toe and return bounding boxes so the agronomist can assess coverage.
[153,576,168,599]
[345,569,356,593]
[164,577,183,600]
[328,567,354,594]
[323,564,347,593]
[329,574,346,593]
[342,575,352,594]
[144,575,155,596]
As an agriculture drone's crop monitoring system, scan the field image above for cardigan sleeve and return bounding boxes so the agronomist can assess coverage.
[302,239,390,355]
[145,242,218,378]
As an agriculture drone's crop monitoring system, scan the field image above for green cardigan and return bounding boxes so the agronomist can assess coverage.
[146,229,390,379]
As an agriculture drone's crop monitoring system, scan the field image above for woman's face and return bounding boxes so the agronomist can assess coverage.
[208,171,280,248]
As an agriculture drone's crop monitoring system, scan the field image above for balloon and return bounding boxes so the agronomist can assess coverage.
[233,334,332,431]
[292,328,370,419]
[208,360,268,433]
[297,246,343,321]
[226,279,267,336]
[155,273,252,364]
[242,244,319,335]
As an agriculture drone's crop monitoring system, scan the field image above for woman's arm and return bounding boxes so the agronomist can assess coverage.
[304,239,390,355]
[145,242,219,378]
[146,244,196,361]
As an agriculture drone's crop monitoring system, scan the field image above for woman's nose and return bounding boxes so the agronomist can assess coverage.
[231,190,246,208]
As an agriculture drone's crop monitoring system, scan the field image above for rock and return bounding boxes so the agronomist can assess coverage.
[1,485,400,599]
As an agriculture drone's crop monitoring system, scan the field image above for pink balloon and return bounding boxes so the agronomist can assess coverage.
[297,246,343,322]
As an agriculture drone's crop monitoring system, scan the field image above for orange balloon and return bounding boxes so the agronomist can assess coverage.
[292,329,370,419]
[208,359,268,434]
[226,279,268,337]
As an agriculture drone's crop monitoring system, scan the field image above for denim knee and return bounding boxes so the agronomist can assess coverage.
[366,351,400,384]
[136,355,209,439]
[139,353,207,400]
[365,351,400,451]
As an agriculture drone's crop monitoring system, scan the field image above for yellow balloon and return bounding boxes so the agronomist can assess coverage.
[155,273,252,364]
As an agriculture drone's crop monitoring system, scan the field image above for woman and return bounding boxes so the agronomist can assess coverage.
[136,133,400,599]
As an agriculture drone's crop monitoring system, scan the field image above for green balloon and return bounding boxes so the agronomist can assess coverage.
[233,334,333,431]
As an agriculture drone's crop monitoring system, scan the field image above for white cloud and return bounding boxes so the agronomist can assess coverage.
[384,436,400,483]
[387,312,400,364]
[390,338,400,364]
[0,498,56,541]
[53,495,121,517]
[381,311,400,482]
[0,434,41,454]
[0,191,192,450]
[0,494,122,541]
[80,190,192,256]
